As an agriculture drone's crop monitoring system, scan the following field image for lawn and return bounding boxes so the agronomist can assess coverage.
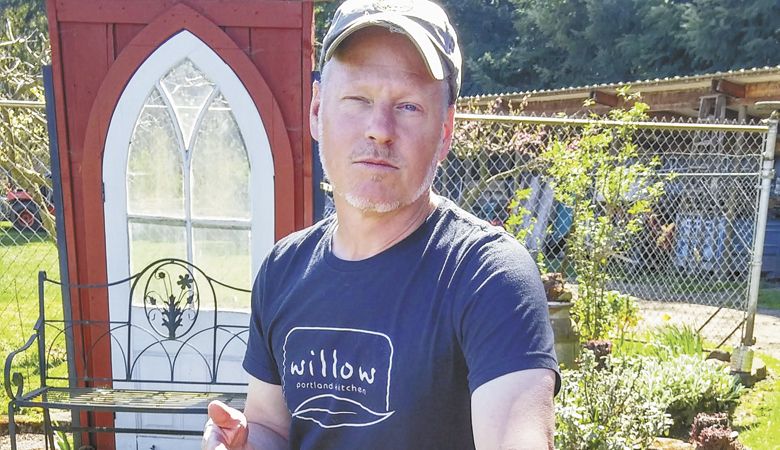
[0,224,64,414]
[733,353,780,448]
[758,282,780,310]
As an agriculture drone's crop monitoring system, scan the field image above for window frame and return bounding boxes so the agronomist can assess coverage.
[103,30,274,310]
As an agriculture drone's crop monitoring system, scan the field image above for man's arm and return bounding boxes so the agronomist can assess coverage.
[471,368,556,450]
[244,376,291,449]
[203,376,291,450]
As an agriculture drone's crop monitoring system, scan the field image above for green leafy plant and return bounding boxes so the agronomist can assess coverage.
[54,427,73,450]
[504,187,550,274]
[538,90,668,342]
[556,348,744,448]
[555,350,672,449]
[648,323,705,359]
[639,354,743,436]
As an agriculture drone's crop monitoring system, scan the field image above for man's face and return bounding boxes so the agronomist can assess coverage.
[310,27,455,214]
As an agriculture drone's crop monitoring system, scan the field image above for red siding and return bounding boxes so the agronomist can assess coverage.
[56,0,303,28]
[224,26,251,55]
[250,27,306,226]
[113,23,145,56]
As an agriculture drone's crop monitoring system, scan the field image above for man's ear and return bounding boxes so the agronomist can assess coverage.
[438,105,456,162]
[310,80,321,141]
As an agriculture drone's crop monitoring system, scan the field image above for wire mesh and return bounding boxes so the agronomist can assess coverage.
[436,113,770,347]
[0,102,63,408]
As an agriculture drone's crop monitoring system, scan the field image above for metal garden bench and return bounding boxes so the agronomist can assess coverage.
[4,258,252,449]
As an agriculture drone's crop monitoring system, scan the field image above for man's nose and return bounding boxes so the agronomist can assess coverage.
[365,105,395,145]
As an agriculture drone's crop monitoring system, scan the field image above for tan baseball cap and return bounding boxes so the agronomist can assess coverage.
[320,0,462,104]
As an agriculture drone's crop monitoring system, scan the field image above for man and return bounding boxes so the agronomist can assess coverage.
[203,1,559,448]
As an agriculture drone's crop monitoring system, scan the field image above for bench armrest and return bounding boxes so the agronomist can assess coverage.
[4,317,42,400]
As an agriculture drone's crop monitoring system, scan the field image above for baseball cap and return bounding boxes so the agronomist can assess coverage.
[320,0,462,104]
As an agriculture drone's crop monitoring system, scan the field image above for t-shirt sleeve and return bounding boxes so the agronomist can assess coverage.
[243,257,282,385]
[454,235,561,394]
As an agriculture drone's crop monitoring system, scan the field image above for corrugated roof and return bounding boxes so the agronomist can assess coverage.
[459,65,780,103]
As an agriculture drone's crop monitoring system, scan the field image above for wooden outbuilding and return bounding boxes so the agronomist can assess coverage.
[461,65,780,123]
[45,1,314,448]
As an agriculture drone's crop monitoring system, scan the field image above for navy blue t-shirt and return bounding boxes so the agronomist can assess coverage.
[244,198,559,449]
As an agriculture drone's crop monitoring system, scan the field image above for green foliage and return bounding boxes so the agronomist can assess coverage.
[640,354,743,435]
[0,0,47,35]
[54,427,73,450]
[314,0,780,95]
[486,0,780,94]
[0,234,64,413]
[540,94,667,342]
[680,0,780,73]
[436,0,517,95]
[313,1,340,63]
[614,323,706,361]
[0,0,54,237]
[555,350,672,449]
[556,348,745,448]
[649,323,705,359]
[758,283,780,310]
[613,328,742,437]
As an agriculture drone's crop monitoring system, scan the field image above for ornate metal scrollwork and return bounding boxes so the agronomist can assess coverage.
[143,262,200,339]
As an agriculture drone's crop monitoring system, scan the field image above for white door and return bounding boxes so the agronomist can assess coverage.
[102,30,274,449]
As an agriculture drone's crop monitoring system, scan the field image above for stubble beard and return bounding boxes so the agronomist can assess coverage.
[318,116,441,214]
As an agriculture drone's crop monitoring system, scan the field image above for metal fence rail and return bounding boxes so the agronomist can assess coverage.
[439,113,775,348]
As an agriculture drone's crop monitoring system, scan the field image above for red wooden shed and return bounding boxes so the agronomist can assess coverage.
[45,1,314,448]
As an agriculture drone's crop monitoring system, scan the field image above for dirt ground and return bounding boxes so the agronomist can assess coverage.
[0,433,49,449]
[2,304,778,450]
[750,308,780,359]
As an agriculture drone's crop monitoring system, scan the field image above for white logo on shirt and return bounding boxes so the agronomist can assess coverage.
[282,327,396,428]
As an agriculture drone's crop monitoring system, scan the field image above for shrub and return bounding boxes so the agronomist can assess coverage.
[555,349,744,448]
[537,94,668,343]
[639,354,743,436]
[555,350,671,449]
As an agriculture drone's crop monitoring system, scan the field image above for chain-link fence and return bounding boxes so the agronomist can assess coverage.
[435,113,774,348]
[0,101,63,409]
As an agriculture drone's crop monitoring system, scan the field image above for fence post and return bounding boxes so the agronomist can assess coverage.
[743,119,777,347]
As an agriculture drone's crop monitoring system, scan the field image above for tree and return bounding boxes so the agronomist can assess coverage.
[313,1,340,65]
[489,0,780,94]
[681,0,780,73]
[0,0,53,236]
[438,0,517,95]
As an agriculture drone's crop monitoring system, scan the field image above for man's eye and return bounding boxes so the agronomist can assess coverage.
[399,104,420,112]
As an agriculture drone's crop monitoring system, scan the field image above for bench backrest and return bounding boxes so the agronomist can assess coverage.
[41,258,252,388]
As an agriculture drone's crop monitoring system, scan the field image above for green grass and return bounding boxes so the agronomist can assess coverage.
[733,353,780,449]
[758,282,780,310]
[0,224,64,416]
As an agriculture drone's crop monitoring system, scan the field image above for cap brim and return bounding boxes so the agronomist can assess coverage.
[323,13,446,80]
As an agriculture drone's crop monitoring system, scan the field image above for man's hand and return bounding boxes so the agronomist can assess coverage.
[202,400,249,450]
